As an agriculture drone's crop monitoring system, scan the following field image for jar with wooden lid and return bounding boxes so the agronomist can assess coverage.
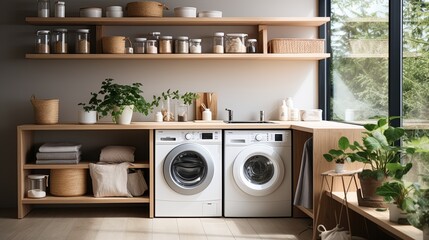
[35,30,50,54]
[75,29,90,54]
[175,36,189,54]
[53,28,68,54]
[159,36,173,54]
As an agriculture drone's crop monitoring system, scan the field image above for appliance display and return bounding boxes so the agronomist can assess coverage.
[155,130,222,217]
[223,130,292,217]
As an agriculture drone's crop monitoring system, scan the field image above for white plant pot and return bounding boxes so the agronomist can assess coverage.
[114,105,134,125]
[78,110,97,124]
[335,163,345,173]
[388,203,407,223]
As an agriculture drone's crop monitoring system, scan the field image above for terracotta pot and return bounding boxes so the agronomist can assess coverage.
[358,173,385,202]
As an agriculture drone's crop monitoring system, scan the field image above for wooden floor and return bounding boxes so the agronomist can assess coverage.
[0,207,313,240]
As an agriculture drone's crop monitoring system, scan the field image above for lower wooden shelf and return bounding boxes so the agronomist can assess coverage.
[25,53,331,60]
[22,194,150,204]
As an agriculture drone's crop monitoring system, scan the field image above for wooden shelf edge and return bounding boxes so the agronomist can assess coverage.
[25,53,330,60]
[295,205,314,219]
[329,191,422,240]
[22,195,150,204]
[25,17,330,26]
[24,161,150,169]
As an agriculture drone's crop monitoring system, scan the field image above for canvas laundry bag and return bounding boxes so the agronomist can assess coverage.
[318,224,350,240]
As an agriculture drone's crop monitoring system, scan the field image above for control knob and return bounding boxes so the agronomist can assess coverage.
[185,133,193,140]
[255,134,263,141]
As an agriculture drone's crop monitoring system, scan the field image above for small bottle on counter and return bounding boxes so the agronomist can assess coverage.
[134,38,146,54]
[159,36,173,54]
[38,0,50,18]
[246,39,257,53]
[279,100,288,121]
[75,29,90,54]
[52,28,68,53]
[54,1,65,18]
[146,40,158,54]
[213,32,224,53]
[189,39,202,54]
[35,30,50,54]
[175,36,189,54]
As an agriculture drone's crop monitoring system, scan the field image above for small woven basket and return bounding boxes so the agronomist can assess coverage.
[103,36,132,54]
[50,169,87,197]
[268,38,325,53]
[31,95,59,125]
[126,1,168,17]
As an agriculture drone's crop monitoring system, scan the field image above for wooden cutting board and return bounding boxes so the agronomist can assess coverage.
[195,92,217,120]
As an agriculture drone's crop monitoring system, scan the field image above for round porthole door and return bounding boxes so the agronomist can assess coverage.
[163,143,214,195]
[232,145,284,196]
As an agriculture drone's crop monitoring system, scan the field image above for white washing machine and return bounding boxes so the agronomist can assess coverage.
[224,130,292,217]
[155,130,222,217]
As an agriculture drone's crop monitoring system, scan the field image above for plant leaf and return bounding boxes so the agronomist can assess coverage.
[364,136,382,151]
[323,154,334,162]
[338,136,350,150]
[384,127,405,143]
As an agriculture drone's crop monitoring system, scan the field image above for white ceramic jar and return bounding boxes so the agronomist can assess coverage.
[106,6,123,18]
[202,109,212,121]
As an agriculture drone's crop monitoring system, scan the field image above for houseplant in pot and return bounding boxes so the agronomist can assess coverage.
[96,78,153,124]
[78,92,100,124]
[342,117,415,207]
[376,180,416,223]
[323,136,350,173]
[176,92,199,122]
[152,89,198,122]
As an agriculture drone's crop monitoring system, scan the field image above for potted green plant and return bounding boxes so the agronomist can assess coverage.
[323,136,350,173]
[78,92,100,124]
[376,180,416,223]
[336,117,415,206]
[96,78,153,124]
[408,174,429,239]
[176,92,199,122]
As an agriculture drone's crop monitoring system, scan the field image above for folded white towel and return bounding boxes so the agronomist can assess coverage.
[39,143,82,153]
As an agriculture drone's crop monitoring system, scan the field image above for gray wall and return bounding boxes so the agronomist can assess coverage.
[0,0,317,208]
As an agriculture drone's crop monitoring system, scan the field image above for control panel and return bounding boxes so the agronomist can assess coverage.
[224,130,291,146]
[156,130,221,143]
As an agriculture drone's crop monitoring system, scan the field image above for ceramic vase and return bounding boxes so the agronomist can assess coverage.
[388,203,408,223]
[335,163,345,173]
[114,105,134,125]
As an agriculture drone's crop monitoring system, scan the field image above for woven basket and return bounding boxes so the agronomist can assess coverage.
[102,36,132,54]
[126,1,168,17]
[268,38,325,53]
[50,169,87,197]
[31,95,59,124]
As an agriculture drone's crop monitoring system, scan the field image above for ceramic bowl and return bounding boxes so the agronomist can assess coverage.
[174,7,197,17]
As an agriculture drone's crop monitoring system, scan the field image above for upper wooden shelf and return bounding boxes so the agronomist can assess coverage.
[25,53,330,60]
[26,17,330,27]
[24,161,150,169]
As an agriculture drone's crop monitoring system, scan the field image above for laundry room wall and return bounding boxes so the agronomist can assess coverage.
[0,0,318,207]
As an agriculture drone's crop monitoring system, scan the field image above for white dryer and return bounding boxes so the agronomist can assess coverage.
[224,130,292,217]
[155,130,222,217]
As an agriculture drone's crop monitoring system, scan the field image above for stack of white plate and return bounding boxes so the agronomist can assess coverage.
[198,11,222,18]
[80,7,102,17]
[174,7,197,17]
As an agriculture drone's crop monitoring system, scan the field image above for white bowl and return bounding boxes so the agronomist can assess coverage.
[174,7,197,18]
[106,10,123,18]
[80,7,102,18]
[198,10,222,18]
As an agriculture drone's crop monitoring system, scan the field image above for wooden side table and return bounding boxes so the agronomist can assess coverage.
[313,169,361,240]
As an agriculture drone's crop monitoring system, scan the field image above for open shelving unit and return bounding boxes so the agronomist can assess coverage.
[25,17,330,60]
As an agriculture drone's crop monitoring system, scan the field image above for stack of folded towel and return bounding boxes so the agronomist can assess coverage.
[36,143,82,164]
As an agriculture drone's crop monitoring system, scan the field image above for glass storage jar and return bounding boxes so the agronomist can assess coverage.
[54,1,65,17]
[146,40,158,54]
[159,36,173,54]
[189,39,202,54]
[75,29,90,54]
[213,32,224,53]
[134,37,146,54]
[38,0,50,18]
[225,33,247,53]
[35,30,51,54]
[246,38,258,53]
[27,174,49,198]
[53,28,68,54]
[146,32,160,53]
[175,36,189,53]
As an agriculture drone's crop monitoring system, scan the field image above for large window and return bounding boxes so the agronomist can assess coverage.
[326,0,429,181]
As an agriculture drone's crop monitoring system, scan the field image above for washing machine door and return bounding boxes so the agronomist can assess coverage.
[164,143,214,195]
[233,145,284,197]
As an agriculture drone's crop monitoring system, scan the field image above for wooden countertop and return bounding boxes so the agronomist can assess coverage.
[18,120,363,132]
